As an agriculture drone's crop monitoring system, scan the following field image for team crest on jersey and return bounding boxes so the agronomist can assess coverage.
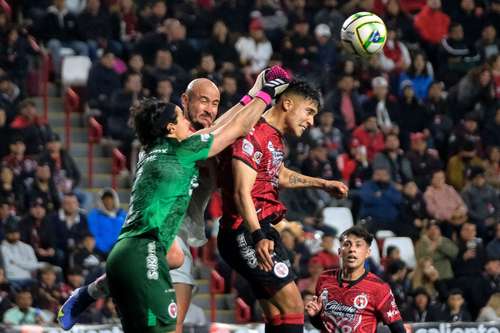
[242,139,254,156]
[273,262,289,278]
[200,134,210,142]
[354,293,368,310]
[253,151,263,165]
[168,302,177,318]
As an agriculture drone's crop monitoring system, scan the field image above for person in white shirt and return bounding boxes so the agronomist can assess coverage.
[235,19,273,74]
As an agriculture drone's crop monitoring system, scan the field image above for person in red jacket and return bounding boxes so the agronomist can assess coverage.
[414,0,450,45]
[351,114,385,162]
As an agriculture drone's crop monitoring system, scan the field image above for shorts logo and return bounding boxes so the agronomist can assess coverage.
[353,294,368,310]
[273,262,289,278]
[168,302,177,319]
[146,242,159,280]
[242,139,254,156]
[236,233,258,269]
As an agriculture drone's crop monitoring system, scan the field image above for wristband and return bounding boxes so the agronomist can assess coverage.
[255,90,272,105]
[239,94,252,106]
[251,229,266,244]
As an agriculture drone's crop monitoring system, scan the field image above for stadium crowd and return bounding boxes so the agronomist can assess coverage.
[0,0,498,327]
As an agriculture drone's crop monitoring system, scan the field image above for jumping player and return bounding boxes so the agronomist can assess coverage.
[305,226,406,333]
[218,80,349,333]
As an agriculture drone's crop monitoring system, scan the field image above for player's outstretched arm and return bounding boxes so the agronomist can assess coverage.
[202,78,289,158]
[233,159,275,272]
[278,166,349,199]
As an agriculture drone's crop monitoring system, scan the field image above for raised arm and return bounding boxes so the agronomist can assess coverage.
[233,159,275,272]
[279,166,349,198]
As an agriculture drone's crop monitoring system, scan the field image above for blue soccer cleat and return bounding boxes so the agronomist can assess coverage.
[58,286,95,330]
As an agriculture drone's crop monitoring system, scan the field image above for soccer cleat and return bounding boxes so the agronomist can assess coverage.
[58,286,95,330]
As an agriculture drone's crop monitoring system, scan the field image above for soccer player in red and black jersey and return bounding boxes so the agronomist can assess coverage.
[218,81,349,333]
[305,226,406,333]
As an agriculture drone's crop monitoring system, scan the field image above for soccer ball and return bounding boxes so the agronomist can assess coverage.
[341,12,387,57]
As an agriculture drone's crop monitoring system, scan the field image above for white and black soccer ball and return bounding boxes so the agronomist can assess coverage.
[341,12,387,57]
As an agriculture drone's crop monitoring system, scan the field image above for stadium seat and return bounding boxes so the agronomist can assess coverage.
[322,207,354,235]
[382,237,416,269]
[62,55,92,87]
[375,230,395,240]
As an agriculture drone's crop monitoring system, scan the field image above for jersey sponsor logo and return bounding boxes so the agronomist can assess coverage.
[146,242,159,280]
[353,293,368,310]
[242,139,254,156]
[168,302,178,319]
[320,289,362,333]
[200,134,210,142]
[273,262,289,278]
[386,309,398,319]
[236,233,258,269]
[253,151,263,165]
[414,323,500,333]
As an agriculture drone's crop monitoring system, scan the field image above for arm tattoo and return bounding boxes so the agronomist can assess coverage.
[289,174,310,185]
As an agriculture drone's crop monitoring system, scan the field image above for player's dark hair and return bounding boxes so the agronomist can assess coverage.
[130,99,178,149]
[340,226,373,246]
[278,80,322,109]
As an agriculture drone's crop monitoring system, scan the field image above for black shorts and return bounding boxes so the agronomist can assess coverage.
[218,224,296,299]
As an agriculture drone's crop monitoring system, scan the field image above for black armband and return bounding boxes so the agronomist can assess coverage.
[251,229,266,244]
[309,314,326,330]
[388,320,406,333]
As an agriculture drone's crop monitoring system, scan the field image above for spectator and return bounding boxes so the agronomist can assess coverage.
[414,0,450,45]
[487,223,500,260]
[219,74,239,114]
[467,257,500,318]
[378,24,411,75]
[137,0,167,34]
[235,18,273,74]
[323,74,363,133]
[191,53,221,84]
[144,48,189,98]
[313,23,336,71]
[0,200,11,241]
[402,287,440,322]
[373,133,413,187]
[308,111,344,161]
[40,0,89,74]
[435,289,472,322]
[59,267,84,301]
[484,146,500,190]
[297,256,324,294]
[19,197,59,266]
[2,289,45,325]
[71,234,103,279]
[0,75,21,157]
[476,24,499,61]
[164,19,198,71]
[406,132,443,190]
[454,222,487,279]
[9,99,52,157]
[382,0,419,43]
[207,20,239,70]
[281,18,316,74]
[0,268,12,320]
[415,220,459,281]
[311,231,339,270]
[424,170,468,233]
[87,188,126,255]
[482,107,500,148]
[476,292,500,322]
[155,78,174,104]
[461,166,500,237]
[337,138,371,190]
[77,0,121,59]
[52,192,89,256]
[126,53,144,77]
[438,22,480,87]
[490,55,500,100]
[0,165,24,212]
[452,0,483,48]
[86,50,121,122]
[385,259,411,309]
[399,51,434,102]
[411,257,443,301]
[352,114,385,162]
[425,81,453,158]
[1,218,43,289]
[358,167,403,233]
[0,27,32,88]
[39,132,81,195]
[398,81,428,149]
[313,0,344,42]
[24,161,60,213]
[97,296,120,324]
[33,265,61,314]
[400,181,429,240]
[362,76,400,135]
[446,139,484,191]
[2,135,37,183]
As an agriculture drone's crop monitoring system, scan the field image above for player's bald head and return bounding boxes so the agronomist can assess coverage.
[182,78,220,130]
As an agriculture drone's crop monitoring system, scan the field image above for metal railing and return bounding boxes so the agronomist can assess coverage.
[210,270,225,323]
[235,297,251,323]
[111,148,126,190]
[64,88,79,149]
[88,117,103,188]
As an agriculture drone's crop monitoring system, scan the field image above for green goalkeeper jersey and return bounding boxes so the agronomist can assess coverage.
[118,133,214,251]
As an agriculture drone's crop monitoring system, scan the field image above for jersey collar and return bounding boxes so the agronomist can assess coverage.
[337,268,368,288]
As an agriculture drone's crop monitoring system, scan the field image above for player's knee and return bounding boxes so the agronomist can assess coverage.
[167,247,184,269]
[276,286,303,313]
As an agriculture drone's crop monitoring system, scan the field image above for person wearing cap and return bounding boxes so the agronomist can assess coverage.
[446,139,484,191]
[461,166,500,237]
[399,51,434,102]
[358,167,403,234]
[87,188,127,255]
[313,23,336,70]
[362,76,400,135]
[1,217,44,289]
[235,18,273,74]
[406,132,442,190]
[19,197,59,266]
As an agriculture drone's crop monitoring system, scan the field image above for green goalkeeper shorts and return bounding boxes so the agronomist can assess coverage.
[106,237,177,333]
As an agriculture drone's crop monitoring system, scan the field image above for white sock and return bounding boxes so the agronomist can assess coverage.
[87,274,109,299]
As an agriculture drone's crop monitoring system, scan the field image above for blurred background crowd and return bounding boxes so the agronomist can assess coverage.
[0,0,498,327]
